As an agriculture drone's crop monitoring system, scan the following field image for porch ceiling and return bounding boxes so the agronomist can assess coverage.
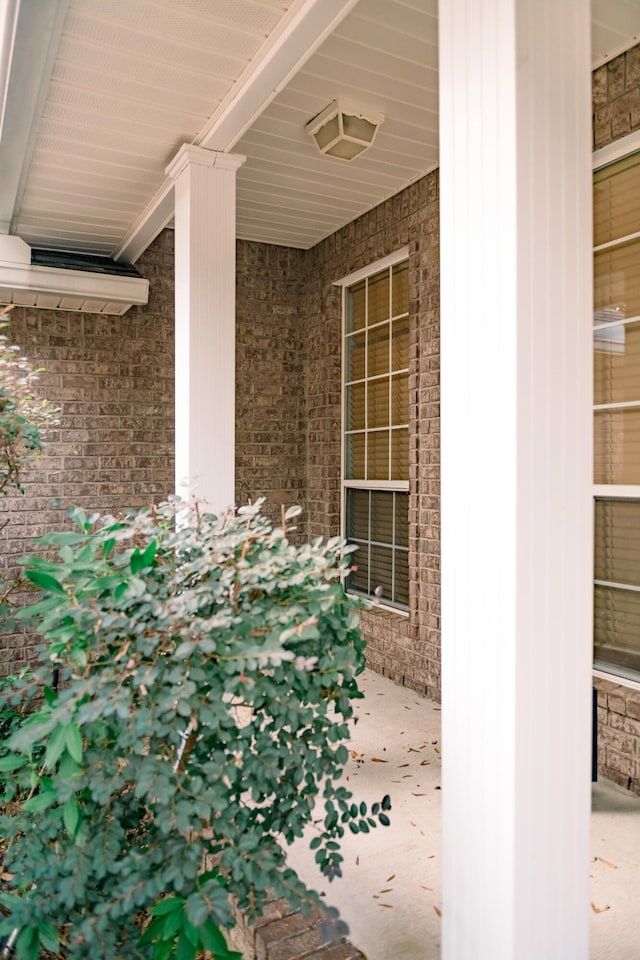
[2,0,640,260]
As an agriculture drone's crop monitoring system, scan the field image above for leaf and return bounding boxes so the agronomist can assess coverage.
[595,856,617,869]
[185,892,208,928]
[142,539,157,566]
[0,754,28,772]
[591,902,610,914]
[24,570,66,594]
[63,795,80,836]
[64,723,83,764]
[175,928,195,960]
[199,920,229,956]
[44,725,67,769]
[370,758,387,763]
[37,922,59,953]
[22,790,57,813]
[386,874,395,882]
[434,906,442,918]
[102,538,116,558]
[15,925,39,960]
[150,897,185,917]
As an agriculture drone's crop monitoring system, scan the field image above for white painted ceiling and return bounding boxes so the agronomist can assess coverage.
[4,0,640,258]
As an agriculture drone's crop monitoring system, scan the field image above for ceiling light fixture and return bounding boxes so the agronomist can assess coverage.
[305,100,384,161]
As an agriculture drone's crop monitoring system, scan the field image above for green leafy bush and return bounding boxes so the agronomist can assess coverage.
[0,307,58,497]
[0,500,389,959]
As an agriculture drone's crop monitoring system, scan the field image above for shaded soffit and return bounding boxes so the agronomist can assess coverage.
[5,0,640,258]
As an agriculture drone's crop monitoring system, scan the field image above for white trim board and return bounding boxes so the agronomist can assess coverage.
[0,260,148,315]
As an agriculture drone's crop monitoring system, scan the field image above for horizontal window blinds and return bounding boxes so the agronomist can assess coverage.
[594,151,640,678]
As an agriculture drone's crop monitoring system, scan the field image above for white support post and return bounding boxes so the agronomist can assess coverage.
[166,144,245,514]
[439,2,593,958]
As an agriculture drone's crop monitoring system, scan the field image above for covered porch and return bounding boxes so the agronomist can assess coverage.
[287,669,640,960]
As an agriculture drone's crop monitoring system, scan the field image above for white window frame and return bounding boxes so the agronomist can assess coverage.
[592,132,640,686]
[335,247,410,615]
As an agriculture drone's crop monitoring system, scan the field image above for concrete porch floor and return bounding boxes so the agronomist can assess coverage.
[286,669,640,960]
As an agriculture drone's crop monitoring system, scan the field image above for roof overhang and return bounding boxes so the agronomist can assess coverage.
[0,0,69,235]
[113,0,361,263]
[0,236,148,314]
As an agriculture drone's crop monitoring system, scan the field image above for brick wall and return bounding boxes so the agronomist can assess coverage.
[0,230,175,676]
[235,241,308,539]
[593,45,640,148]
[595,679,640,796]
[0,179,443,697]
[302,172,441,699]
[592,42,640,790]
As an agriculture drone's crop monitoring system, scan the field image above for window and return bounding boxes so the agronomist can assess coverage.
[340,251,409,611]
[593,149,640,681]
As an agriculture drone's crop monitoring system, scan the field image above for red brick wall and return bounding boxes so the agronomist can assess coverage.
[0,231,175,676]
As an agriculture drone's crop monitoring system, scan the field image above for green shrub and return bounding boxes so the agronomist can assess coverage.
[0,308,58,497]
[0,499,389,959]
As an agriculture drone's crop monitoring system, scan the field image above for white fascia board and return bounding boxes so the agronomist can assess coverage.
[0,0,68,235]
[0,0,19,143]
[114,0,360,264]
[0,260,149,309]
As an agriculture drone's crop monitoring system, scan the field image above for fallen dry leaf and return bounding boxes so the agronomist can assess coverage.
[1,872,13,881]
[350,750,358,759]
[371,758,388,763]
[386,874,396,882]
[408,747,420,753]
[356,856,360,866]
[412,792,426,796]
[434,747,440,754]
[595,856,618,869]
[379,903,394,908]
[410,820,417,827]
[591,902,610,914]
[434,906,442,918]
[379,888,393,894]
[422,886,433,892]
[398,763,410,768]
[420,760,430,766]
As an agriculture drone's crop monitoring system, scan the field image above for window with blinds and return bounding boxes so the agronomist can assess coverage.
[594,150,640,679]
[343,256,409,611]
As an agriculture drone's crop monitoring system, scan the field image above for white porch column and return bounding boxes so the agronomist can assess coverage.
[439,2,593,959]
[166,144,245,513]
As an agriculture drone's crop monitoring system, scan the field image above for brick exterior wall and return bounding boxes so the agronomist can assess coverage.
[595,679,640,796]
[302,173,441,698]
[235,241,308,539]
[4,39,640,785]
[592,42,640,791]
[593,45,640,148]
[0,230,175,676]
